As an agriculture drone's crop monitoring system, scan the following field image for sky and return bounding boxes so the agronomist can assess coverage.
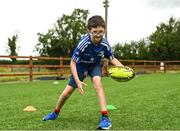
[0,0,180,56]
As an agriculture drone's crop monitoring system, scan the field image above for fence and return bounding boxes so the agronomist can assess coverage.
[0,55,180,81]
[0,55,70,81]
[119,59,180,73]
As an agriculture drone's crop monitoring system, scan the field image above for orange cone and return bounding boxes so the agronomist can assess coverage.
[23,105,37,112]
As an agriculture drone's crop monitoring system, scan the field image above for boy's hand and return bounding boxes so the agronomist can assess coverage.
[77,81,87,95]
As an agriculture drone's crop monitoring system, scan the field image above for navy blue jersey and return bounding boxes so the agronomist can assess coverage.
[71,34,114,71]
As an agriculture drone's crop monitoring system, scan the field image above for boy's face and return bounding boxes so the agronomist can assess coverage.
[89,26,105,44]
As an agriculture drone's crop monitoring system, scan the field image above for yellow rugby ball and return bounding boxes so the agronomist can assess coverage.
[108,66,135,82]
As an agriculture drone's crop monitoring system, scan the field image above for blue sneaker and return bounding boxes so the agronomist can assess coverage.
[42,112,58,121]
[97,116,112,130]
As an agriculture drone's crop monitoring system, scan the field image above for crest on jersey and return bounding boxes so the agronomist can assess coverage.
[90,58,94,61]
[98,51,104,57]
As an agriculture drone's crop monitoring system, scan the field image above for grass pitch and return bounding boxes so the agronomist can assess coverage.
[0,73,180,130]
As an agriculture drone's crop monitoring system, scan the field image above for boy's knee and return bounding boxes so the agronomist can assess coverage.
[93,76,102,88]
[61,86,74,99]
[94,85,102,91]
[93,82,103,91]
[61,92,71,99]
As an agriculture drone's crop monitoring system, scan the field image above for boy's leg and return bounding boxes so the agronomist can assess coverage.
[43,72,85,121]
[55,85,75,112]
[43,85,75,121]
[92,76,112,129]
[90,65,107,112]
[56,72,85,110]
[90,65,112,129]
[92,76,107,113]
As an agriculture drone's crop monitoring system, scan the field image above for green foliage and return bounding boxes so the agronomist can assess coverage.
[112,43,123,58]
[113,17,180,60]
[0,60,13,64]
[136,39,150,60]
[113,42,134,59]
[7,34,19,62]
[35,9,89,57]
[113,39,149,60]
[149,17,180,60]
[0,59,52,66]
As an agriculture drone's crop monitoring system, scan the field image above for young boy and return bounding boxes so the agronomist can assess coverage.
[43,15,123,130]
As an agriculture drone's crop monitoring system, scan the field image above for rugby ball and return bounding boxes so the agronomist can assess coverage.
[108,66,135,82]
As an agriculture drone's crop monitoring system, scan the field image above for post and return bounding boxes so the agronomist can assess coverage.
[144,60,147,74]
[132,60,135,70]
[160,62,165,73]
[59,57,64,76]
[154,61,156,73]
[60,57,63,67]
[103,0,109,39]
[164,62,166,73]
[29,56,33,81]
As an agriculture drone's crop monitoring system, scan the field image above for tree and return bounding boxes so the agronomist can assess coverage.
[149,17,180,60]
[113,41,139,60]
[136,39,150,60]
[7,34,18,62]
[35,9,89,57]
[112,17,180,61]
[112,43,123,59]
[129,41,138,60]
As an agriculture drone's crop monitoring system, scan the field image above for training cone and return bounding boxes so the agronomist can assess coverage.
[107,105,117,110]
[53,81,59,84]
[23,105,37,112]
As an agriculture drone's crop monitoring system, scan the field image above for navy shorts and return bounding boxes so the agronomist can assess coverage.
[68,64,102,88]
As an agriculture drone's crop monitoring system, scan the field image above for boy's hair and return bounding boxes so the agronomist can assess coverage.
[87,15,105,30]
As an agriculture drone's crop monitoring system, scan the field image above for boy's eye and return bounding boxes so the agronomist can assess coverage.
[91,31,104,36]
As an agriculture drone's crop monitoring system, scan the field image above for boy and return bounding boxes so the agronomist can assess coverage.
[43,15,123,130]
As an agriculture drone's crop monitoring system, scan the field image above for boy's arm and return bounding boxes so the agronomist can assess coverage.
[70,60,87,95]
[110,58,124,67]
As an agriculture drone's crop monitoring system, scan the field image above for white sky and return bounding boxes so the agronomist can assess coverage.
[0,0,180,56]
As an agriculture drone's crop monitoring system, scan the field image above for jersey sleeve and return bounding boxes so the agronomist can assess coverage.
[104,46,114,60]
[71,34,89,62]
[71,47,81,62]
[101,38,115,60]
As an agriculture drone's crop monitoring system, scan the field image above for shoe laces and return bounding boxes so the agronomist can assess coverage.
[102,116,110,123]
